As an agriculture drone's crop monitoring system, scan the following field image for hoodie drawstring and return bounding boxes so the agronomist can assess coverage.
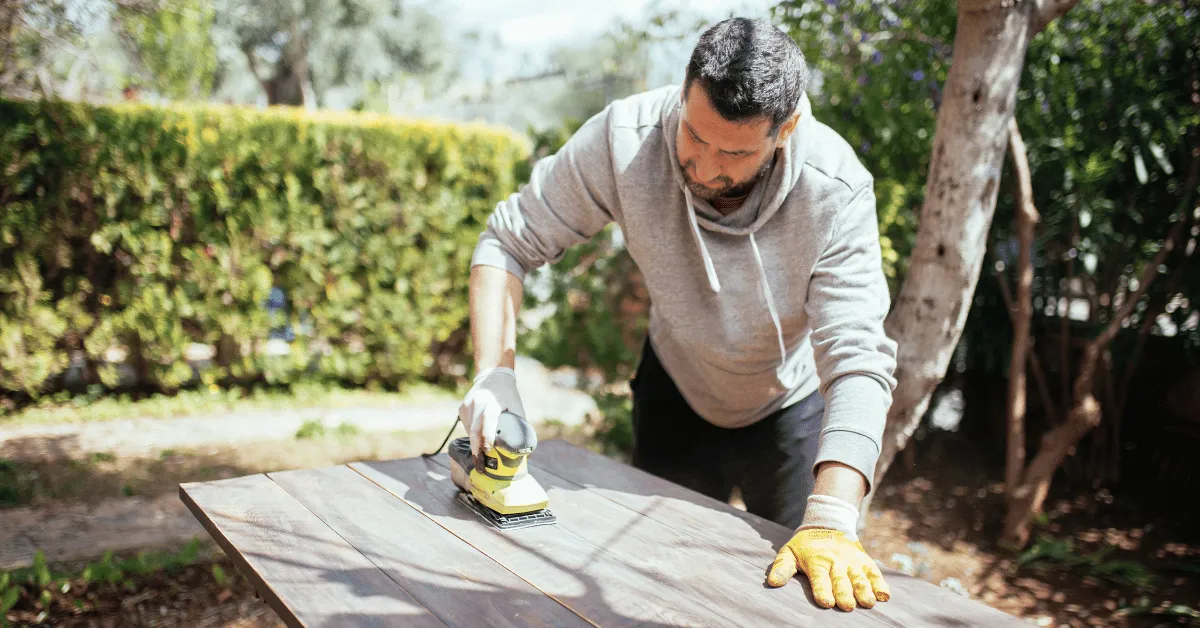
[749,233,787,367]
[683,186,787,367]
[684,186,722,292]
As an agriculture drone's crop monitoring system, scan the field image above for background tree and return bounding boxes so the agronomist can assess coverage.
[991,0,1199,545]
[0,0,108,99]
[212,0,450,107]
[778,0,1199,542]
[112,0,217,100]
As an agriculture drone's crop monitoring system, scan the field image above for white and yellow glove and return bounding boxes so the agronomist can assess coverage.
[458,367,525,457]
[766,495,891,611]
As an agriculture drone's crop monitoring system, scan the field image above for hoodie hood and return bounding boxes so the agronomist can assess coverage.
[660,85,816,366]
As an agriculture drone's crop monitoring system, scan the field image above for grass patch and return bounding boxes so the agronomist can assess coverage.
[1018,533,1159,590]
[1,540,220,626]
[1118,597,1200,625]
[1,380,456,427]
[334,421,361,439]
[294,420,326,440]
[295,419,362,441]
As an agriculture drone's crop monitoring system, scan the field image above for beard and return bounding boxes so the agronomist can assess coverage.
[680,154,775,202]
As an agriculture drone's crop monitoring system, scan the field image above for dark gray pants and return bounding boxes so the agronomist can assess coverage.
[630,338,825,530]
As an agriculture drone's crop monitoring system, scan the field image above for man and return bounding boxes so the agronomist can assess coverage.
[458,17,898,612]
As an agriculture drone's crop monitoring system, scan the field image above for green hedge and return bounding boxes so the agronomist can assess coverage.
[0,99,529,397]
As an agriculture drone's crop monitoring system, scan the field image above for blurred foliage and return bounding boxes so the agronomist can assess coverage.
[211,0,451,106]
[0,0,108,99]
[775,0,954,292]
[590,391,635,458]
[112,0,217,100]
[773,0,1199,375]
[973,0,1200,375]
[773,0,1200,490]
[0,98,528,399]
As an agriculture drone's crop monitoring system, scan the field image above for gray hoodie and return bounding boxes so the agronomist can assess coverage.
[471,84,898,489]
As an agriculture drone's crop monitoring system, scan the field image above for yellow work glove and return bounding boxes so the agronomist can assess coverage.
[765,495,890,611]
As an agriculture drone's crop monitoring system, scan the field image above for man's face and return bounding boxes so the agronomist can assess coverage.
[676,82,779,202]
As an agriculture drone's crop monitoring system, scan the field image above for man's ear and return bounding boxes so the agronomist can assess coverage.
[775,112,802,148]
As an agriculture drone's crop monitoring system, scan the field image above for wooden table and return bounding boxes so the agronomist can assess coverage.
[180,439,1025,627]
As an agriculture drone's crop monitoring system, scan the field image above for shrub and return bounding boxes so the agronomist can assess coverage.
[0,99,529,397]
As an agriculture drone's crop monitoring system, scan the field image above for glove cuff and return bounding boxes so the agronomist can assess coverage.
[473,366,516,384]
[798,494,861,542]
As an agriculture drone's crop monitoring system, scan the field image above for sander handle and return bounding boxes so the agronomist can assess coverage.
[422,410,536,458]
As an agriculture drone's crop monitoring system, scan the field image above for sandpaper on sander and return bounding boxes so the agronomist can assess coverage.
[428,410,556,530]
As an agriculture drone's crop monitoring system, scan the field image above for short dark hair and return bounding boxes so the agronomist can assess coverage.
[684,18,809,135]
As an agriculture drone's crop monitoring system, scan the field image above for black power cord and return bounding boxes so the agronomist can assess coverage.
[422,417,461,458]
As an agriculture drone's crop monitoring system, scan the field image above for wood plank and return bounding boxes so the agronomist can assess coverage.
[268,464,591,628]
[366,454,893,628]
[439,455,887,628]
[534,439,1027,628]
[180,474,445,628]
[352,456,750,627]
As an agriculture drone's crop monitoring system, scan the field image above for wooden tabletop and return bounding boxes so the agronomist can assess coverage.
[180,439,1025,627]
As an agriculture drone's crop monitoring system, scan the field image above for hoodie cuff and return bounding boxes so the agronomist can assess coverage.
[812,374,889,495]
[471,237,529,282]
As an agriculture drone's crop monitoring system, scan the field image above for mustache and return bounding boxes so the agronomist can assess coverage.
[682,160,732,188]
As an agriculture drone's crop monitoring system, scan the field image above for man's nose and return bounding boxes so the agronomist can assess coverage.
[693,157,721,184]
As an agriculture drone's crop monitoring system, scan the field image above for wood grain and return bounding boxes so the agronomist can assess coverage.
[445,454,882,627]
[534,439,1027,627]
[352,456,733,627]
[179,474,444,628]
[268,464,590,628]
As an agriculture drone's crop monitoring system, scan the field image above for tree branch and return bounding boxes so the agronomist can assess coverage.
[239,42,272,96]
[1005,118,1040,490]
[993,257,1058,425]
[864,31,948,49]
[1032,0,1080,35]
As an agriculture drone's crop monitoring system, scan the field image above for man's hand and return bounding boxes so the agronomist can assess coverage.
[765,480,890,612]
[458,366,525,456]
[766,527,890,611]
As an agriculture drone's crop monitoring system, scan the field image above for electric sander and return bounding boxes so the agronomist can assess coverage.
[425,410,556,530]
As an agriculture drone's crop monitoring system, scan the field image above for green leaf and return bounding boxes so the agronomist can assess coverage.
[33,551,50,588]
[0,585,18,613]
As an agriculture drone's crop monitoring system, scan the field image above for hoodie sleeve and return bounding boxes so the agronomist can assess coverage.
[805,181,899,495]
[471,109,619,281]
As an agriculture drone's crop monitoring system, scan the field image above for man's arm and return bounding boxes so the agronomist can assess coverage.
[459,107,619,454]
[469,264,523,373]
[812,461,867,506]
[765,180,897,611]
[805,181,899,502]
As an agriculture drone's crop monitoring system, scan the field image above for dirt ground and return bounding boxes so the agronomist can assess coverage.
[3,424,1197,627]
[862,431,1200,628]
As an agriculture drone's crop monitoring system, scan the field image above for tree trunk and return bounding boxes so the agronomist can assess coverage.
[1002,357,1102,546]
[862,0,1080,528]
[1005,119,1038,492]
[240,22,310,107]
[873,0,1046,492]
